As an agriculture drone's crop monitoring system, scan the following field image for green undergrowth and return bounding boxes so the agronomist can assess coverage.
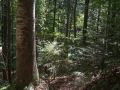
[0,84,15,90]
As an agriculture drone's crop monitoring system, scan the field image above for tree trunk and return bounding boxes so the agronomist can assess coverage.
[1,0,8,81]
[69,14,72,37]
[53,0,57,33]
[96,5,101,33]
[16,0,39,89]
[83,0,89,44]
[33,0,39,85]
[73,0,77,38]
[65,0,70,37]
[7,0,12,83]
[1,0,12,82]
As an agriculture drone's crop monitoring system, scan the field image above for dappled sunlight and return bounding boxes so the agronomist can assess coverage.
[0,0,120,89]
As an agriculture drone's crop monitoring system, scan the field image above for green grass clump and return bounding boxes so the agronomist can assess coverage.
[0,84,15,90]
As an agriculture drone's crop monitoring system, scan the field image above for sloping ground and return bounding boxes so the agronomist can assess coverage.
[35,76,77,90]
[80,68,120,90]
[35,79,48,90]
[36,68,120,90]
[50,76,75,90]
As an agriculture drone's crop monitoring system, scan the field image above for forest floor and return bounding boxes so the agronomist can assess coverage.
[35,75,79,90]
[0,68,120,90]
[35,67,120,90]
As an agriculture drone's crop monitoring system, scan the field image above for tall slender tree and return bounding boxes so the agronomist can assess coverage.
[83,0,89,44]
[73,0,77,38]
[65,0,71,37]
[53,0,57,33]
[1,0,12,83]
[7,0,12,83]
[1,0,8,81]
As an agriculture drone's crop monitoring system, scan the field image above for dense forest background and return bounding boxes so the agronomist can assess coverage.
[0,0,120,90]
